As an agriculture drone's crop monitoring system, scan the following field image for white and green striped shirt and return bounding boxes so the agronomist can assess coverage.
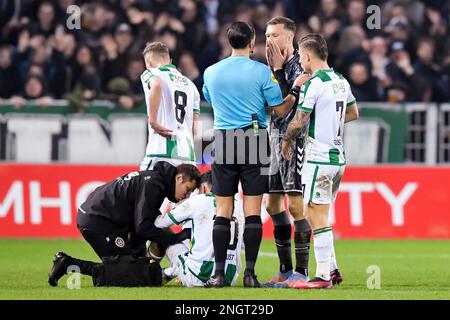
[141,64,200,163]
[298,69,356,166]
[154,193,242,286]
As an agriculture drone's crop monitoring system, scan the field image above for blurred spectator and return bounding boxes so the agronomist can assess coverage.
[308,0,342,64]
[178,0,208,55]
[0,45,21,98]
[386,81,408,103]
[251,34,268,64]
[342,0,366,28]
[178,51,202,94]
[385,41,427,101]
[105,55,145,110]
[155,28,182,63]
[336,25,367,57]
[382,0,425,30]
[77,3,116,50]
[101,23,136,86]
[203,0,220,36]
[198,22,231,73]
[348,62,383,101]
[369,36,391,89]
[10,75,53,108]
[27,1,59,39]
[413,38,450,102]
[65,45,102,112]
[125,4,154,42]
[422,4,448,40]
[0,0,449,106]
[125,56,145,97]
[252,4,271,35]
[71,45,99,91]
[338,36,372,77]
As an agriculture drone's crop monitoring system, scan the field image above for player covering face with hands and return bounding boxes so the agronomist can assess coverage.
[263,16,314,288]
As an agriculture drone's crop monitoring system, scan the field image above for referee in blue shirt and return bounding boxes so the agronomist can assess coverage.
[202,21,309,287]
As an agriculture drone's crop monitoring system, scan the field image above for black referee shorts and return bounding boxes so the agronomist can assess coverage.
[212,126,270,197]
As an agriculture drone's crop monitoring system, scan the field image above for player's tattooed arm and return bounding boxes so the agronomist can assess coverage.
[284,109,310,140]
[281,109,311,160]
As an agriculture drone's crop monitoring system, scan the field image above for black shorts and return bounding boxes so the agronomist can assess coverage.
[77,212,146,259]
[268,111,305,194]
[211,127,270,196]
[268,133,304,193]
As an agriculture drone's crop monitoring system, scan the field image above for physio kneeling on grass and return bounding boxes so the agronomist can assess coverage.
[47,162,200,287]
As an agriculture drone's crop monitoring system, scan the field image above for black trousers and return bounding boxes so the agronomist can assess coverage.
[77,212,146,259]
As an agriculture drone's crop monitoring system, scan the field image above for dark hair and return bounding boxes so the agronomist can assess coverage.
[299,33,328,61]
[200,171,212,186]
[176,164,201,187]
[227,21,255,49]
[267,16,296,34]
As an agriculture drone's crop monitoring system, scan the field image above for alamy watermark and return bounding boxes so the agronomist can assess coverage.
[66,265,81,289]
[366,5,381,30]
[366,265,381,289]
[66,5,81,30]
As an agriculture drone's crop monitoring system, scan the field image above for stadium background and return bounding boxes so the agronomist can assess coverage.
[1,0,450,241]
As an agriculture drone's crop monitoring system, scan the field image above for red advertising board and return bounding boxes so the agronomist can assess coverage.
[0,164,449,238]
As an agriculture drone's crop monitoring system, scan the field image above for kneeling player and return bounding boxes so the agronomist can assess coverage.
[153,171,243,287]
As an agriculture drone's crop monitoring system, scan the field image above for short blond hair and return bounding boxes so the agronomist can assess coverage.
[142,42,170,59]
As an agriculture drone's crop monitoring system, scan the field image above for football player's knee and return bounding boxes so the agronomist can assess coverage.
[266,201,284,215]
[288,201,303,218]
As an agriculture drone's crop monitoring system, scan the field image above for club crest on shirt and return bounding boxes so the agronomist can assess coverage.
[169,73,189,86]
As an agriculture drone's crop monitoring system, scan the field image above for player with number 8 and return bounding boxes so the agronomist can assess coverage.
[140,42,200,171]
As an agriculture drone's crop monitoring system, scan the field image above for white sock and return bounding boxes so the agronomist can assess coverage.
[330,231,338,272]
[313,227,333,281]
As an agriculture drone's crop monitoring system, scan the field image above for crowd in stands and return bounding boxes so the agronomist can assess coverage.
[0,0,449,111]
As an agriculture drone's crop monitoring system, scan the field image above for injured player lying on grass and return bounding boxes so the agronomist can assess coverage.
[149,170,244,287]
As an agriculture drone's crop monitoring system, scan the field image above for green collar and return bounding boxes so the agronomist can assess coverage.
[313,68,334,75]
[162,64,176,69]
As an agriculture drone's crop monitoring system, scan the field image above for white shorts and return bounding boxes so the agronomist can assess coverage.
[164,242,205,287]
[302,162,345,205]
[140,157,196,171]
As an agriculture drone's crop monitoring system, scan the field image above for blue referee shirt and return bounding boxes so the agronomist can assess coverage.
[203,56,283,129]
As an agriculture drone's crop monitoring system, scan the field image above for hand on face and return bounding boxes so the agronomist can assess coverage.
[266,39,286,70]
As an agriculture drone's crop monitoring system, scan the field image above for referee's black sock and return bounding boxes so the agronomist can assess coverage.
[294,219,311,277]
[271,211,293,273]
[212,216,231,277]
[244,215,263,276]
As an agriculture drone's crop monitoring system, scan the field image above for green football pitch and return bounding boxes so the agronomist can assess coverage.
[0,239,449,300]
